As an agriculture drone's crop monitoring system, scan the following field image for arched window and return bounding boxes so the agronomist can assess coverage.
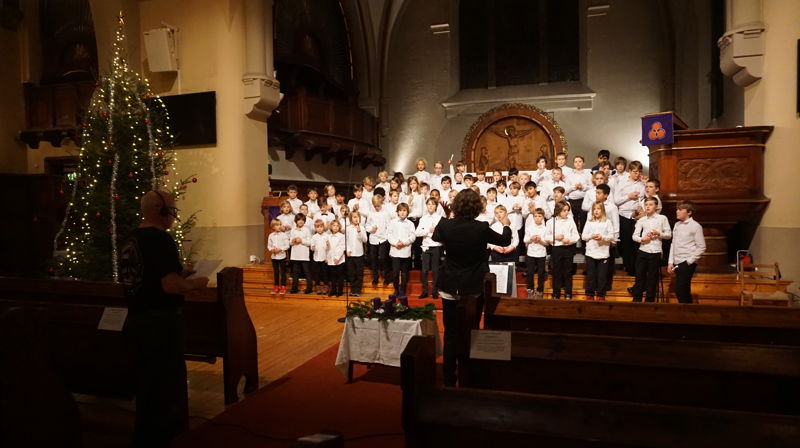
[460,0,579,89]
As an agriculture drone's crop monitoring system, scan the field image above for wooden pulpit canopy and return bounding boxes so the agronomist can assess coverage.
[461,103,568,172]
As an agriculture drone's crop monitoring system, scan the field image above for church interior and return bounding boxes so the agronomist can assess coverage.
[1,0,800,447]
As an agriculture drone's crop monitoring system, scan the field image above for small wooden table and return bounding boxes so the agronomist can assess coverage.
[335,317,440,382]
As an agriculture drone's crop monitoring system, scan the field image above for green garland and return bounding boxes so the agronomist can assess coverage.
[346,300,436,322]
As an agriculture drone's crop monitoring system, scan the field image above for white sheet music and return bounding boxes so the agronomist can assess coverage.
[489,263,509,294]
[187,259,222,280]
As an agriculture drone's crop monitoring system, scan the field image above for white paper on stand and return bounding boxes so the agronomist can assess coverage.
[488,263,509,294]
[97,307,128,331]
[187,259,222,280]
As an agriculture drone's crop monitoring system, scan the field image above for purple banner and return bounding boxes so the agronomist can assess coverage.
[641,112,674,146]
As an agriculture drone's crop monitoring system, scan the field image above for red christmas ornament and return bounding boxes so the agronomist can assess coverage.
[187,262,194,268]
[95,81,101,87]
[163,170,169,175]
[145,92,152,98]
[108,159,113,164]
[144,119,150,124]
[82,122,88,128]
[48,267,55,274]
[102,112,109,118]
[114,194,120,200]
[58,189,65,195]
[128,173,134,178]
[192,177,198,183]
[180,185,187,190]
[96,212,102,217]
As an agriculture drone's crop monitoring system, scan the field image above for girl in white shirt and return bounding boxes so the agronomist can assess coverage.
[289,214,313,294]
[309,220,329,295]
[325,220,346,297]
[411,158,431,185]
[546,201,579,300]
[323,184,337,210]
[582,203,616,301]
[407,176,426,270]
[345,212,368,296]
[415,198,443,298]
[267,219,290,294]
[489,205,519,262]
[387,203,416,297]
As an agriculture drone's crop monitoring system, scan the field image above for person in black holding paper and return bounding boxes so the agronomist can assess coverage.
[432,189,511,387]
[121,190,209,447]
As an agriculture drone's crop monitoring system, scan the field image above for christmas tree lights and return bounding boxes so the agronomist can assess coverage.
[53,12,197,281]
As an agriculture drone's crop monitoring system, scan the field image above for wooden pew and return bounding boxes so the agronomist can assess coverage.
[464,330,800,414]
[0,267,258,405]
[402,336,800,448]
[483,294,800,346]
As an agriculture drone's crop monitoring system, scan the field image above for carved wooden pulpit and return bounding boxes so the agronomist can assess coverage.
[648,126,773,272]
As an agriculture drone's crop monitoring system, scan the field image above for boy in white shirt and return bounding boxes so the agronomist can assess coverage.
[286,185,302,214]
[439,176,453,205]
[385,190,401,219]
[315,200,335,230]
[521,181,547,224]
[267,219,290,294]
[631,197,672,302]
[388,203,416,297]
[366,195,391,286]
[304,187,320,218]
[485,187,499,217]
[541,167,568,201]
[523,207,549,299]
[427,161,446,192]
[345,211,368,296]
[474,172,491,196]
[289,214,313,294]
[347,184,372,221]
[555,152,573,178]
[546,187,573,220]
[582,171,614,212]
[614,160,646,276]
[634,178,663,219]
[667,200,706,304]
[415,198,443,299]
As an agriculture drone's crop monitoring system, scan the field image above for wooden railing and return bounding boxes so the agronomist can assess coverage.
[268,91,384,168]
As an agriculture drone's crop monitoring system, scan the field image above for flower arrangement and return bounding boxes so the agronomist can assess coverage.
[346,295,436,322]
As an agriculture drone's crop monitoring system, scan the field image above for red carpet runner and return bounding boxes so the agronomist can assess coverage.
[174,343,406,448]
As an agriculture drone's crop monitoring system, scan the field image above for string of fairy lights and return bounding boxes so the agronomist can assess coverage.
[54,12,192,281]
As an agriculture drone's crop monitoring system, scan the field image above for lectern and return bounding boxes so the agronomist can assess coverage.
[647,124,773,272]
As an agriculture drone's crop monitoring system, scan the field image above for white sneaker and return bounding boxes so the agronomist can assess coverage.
[526,289,534,299]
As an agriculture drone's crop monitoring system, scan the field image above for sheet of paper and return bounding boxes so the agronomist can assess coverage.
[470,330,511,361]
[488,263,509,294]
[97,307,128,331]
[187,259,222,280]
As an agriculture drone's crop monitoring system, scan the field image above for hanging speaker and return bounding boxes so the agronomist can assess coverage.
[143,27,178,72]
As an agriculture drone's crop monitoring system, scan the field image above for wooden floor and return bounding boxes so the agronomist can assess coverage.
[78,301,346,447]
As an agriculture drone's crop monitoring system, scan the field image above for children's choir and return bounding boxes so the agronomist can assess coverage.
[268,152,704,301]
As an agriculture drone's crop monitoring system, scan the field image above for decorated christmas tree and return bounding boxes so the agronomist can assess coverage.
[54,14,197,281]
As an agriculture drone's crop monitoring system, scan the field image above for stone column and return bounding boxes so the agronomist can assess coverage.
[742,0,800,282]
[717,0,765,87]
